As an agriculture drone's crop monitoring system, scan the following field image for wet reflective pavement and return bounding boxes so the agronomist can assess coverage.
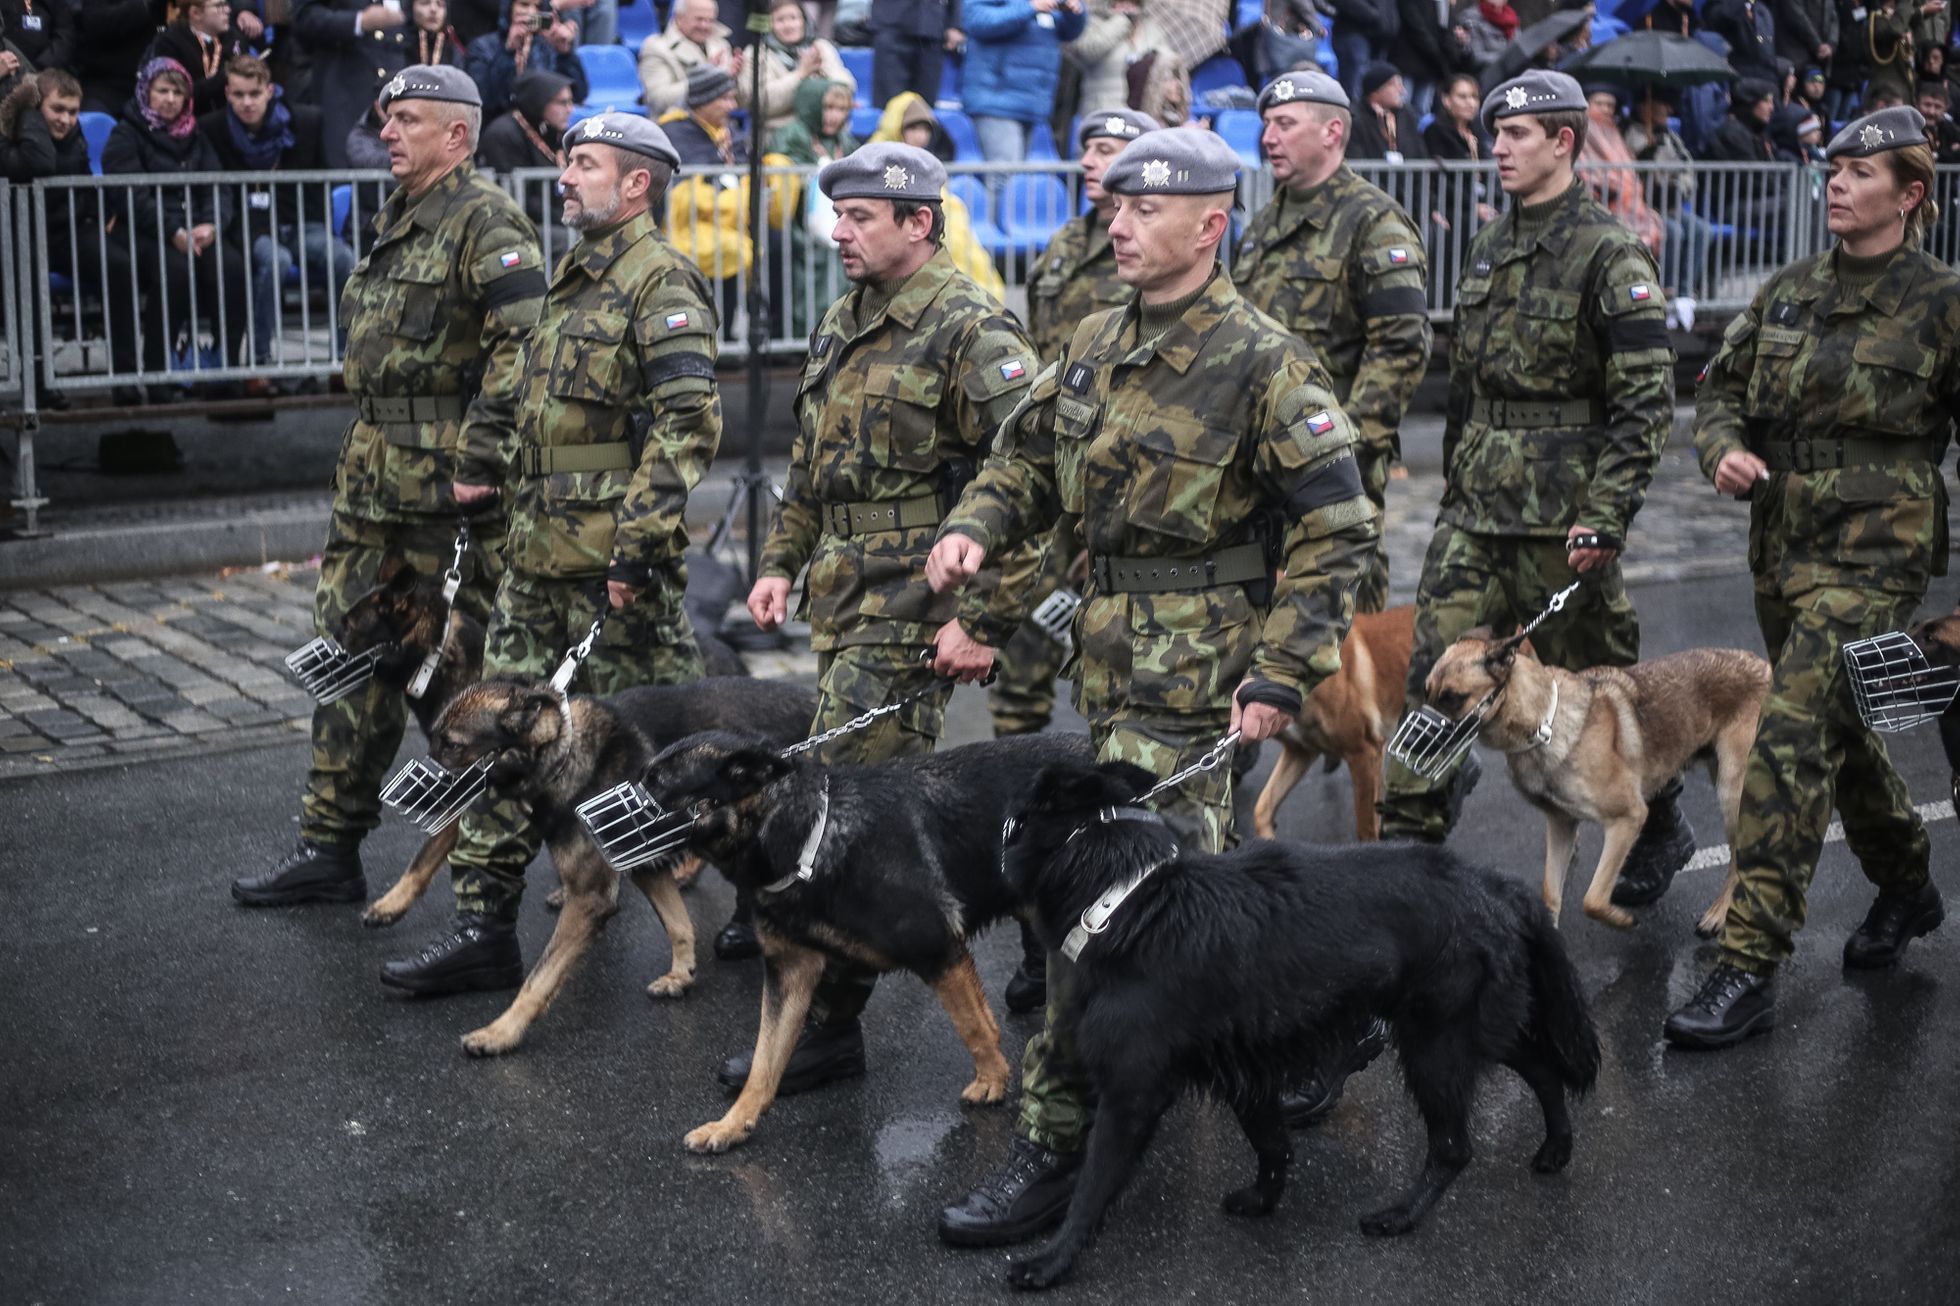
[5,569,1958,1305]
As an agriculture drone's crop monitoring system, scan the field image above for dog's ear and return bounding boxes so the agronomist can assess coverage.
[1484,632,1527,671]
[719,746,791,794]
[1100,761,1157,802]
[496,689,557,743]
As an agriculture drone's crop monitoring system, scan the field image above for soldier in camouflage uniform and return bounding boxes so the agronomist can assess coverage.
[926,130,1376,1249]
[720,142,1042,1093]
[381,115,724,995]
[1232,68,1433,615]
[232,67,544,912]
[1377,72,1683,880]
[990,107,1161,1015]
[1666,107,1960,1050]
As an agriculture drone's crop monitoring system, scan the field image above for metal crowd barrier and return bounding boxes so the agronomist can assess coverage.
[4,161,1957,535]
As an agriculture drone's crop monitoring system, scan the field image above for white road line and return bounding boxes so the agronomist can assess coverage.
[1680,799,1956,873]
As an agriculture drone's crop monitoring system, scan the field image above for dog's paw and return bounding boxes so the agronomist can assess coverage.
[646,970,694,1000]
[1221,1185,1279,1218]
[1694,913,1724,940]
[1006,1249,1074,1292]
[460,1024,520,1058]
[361,901,407,928]
[1358,1204,1421,1238]
[671,857,704,890]
[1583,900,1637,931]
[1532,1134,1573,1174]
[544,886,566,914]
[683,1118,753,1154]
[959,1074,1010,1106]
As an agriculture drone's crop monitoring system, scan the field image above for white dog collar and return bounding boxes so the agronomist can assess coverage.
[760,779,829,896]
[1061,845,1179,962]
[1522,679,1559,751]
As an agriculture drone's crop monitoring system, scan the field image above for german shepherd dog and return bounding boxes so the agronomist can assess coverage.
[423,676,819,1056]
[642,729,1096,1155]
[998,759,1601,1292]
[1905,608,1960,791]
[1252,605,1414,841]
[1424,631,1770,935]
[336,556,487,928]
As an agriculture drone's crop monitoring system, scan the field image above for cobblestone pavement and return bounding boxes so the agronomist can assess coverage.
[0,432,1756,780]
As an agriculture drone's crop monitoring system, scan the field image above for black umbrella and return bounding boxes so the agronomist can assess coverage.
[1565,31,1737,88]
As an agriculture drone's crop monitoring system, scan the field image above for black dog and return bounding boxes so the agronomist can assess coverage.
[998,760,1602,1291]
[644,729,1095,1154]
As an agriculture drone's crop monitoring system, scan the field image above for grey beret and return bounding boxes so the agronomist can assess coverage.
[1077,107,1161,150]
[1256,67,1349,114]
[565,112,682,169]
[819,142,946,203]
[379,64,481,110]
[1480,70,1587,134]
[1826,105,1929,160]
[686,62,738,108]
[1102,128,1241,196]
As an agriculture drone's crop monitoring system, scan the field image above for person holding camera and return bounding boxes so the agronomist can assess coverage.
[466,0,589,117]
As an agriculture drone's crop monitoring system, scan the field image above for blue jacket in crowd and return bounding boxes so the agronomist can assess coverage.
[961,0,1087,124]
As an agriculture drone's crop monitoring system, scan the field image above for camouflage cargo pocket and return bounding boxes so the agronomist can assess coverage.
[1745,328,1805,420]
[547,310,628,404]
[1054,394,1100,518]
[1514,285,1583,376]
[512,467,628,576]
[1845,338,1938,434]
[1124,588,1256,713]
[390,264,445,342]
[1277,261,1340,331]
[859,362,945,473]
[1831,466,1938,587]
[1123,418,1237,545]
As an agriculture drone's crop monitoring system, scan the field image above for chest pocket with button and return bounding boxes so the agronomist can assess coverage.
[1053,392,1102,520]
[1513,284,1585,376]
[547,309,630,407]
[1745,323,1809,422]
[1114,413,1241,548]
[857,361,946,474]
[1843,336,1939,435]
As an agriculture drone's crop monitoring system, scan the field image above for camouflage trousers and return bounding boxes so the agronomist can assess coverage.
[799,644,953,1025]
[1720,586,1931,974]
[989,540,1075,736]
[448,568,704,920]
[1352,441,1394,617]
[299,511,503,847]
[1017,714,1237,1153]
[1379,523,1641,842]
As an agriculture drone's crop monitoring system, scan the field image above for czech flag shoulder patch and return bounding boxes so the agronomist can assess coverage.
[499,250,523,268]
[665,312,691,330]
[999,359,1026,382]
[1306,410,1336,436]
[1387,247,1410,265]
[1629,284,1652,302]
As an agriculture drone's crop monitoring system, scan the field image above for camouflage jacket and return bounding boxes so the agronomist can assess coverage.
[1694,244,1960,597]
[334,162,544,525]
[759,250,1041,652]
[1441,179,1675,541]
[1231,165,1433,457]
[1026,212,1126,365]
[469,209,723,591]
[943,269,1377,721]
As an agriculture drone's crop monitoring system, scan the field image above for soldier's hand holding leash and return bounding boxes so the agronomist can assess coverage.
[926,533,987,592]
[451,481,498,507]
[1565,523,1622,575]
[931,619,996,683]
[748,576,791,631]
[1231,682,1295,744]
[1712,450,1770,499]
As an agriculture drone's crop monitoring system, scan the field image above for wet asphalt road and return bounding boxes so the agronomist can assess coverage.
[5,569,1959,1306]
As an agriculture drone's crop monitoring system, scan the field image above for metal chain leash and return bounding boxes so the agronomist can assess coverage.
[779,650,990,758]
[1138,729,1244,806]
[1519,581,1582,640]
[441,516,471,596]
[407,517,475,700]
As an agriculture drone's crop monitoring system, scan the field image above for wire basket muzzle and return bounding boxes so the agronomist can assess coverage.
[284,636,381,705]
[381,755,493,833]
[1029,587,1083,646]
[577,781,699,871]
[1387,697,1490,780]
[1843,631,1960,732]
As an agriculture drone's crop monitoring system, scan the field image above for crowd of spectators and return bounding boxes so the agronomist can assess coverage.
[0,0,1953,386]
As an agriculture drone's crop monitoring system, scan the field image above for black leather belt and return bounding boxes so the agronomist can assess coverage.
[1470,396,1605,428]
[1090,542,1267,594]
[822,493,942,537]
[1753,437,1938,473]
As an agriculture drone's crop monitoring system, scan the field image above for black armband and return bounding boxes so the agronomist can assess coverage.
[642,352,716,388]
[1608,316,1671,352]
[1280,455,1364,519]
[482,268,546,310]
[1360,286,1429,319]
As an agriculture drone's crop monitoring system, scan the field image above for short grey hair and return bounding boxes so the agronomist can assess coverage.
[436,100,482,152]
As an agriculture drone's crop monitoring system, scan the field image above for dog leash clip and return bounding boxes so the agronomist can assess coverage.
[408,518,472,701]
[549,608,609,695]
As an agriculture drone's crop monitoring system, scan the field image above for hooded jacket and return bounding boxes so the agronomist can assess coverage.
[0,77,91,241]
[101,95,237,240]
[768,76,858,165]
[477,69,570,174]
[962,0,1088,124]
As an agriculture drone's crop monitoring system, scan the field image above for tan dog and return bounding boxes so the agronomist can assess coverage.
[1424,632,1769,934]
[1252,605,1414,841]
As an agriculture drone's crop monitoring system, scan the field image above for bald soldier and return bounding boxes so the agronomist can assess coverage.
[926,129,1376,1253]
[232,66,544,912]
[1233,68,1432,615]
[381,114,724,995]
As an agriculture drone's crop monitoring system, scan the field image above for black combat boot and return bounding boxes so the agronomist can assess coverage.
[1611,776,1697,907]
[1282,1018,1389,1127]
[231,839,366,907]
[379,913,523,996]
[714,890,761,960]
[716,1016,865,1094]
[1843,882,1945,970]
[1004,920,1048,1014]
[937,1137,1082,1247]
[1663,961,1775,1049]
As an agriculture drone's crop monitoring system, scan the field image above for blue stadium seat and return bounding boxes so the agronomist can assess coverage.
[616,2,660,48]
[332,185,353,241]
[850,106,883,141]
[938,51,963,107]
[1189,54,1247,102]
[1026,121,1058,161]
[1215,109,1263,164]
[938,108,981,161]
[840,47,874,105]
[997,172,1070,254]
[79,111,114,175]
[578,44,646,112]
[1591,16,1630,44]
[948,173,1010,255]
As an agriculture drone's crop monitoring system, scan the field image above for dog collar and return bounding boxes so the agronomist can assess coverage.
[759,778,830,896]
[1521,679,1559,751]
[1065,805,1166,842]
[1061,843,1179,962]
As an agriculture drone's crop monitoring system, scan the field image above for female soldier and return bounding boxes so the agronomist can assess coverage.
[1666,106,1960,1050]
